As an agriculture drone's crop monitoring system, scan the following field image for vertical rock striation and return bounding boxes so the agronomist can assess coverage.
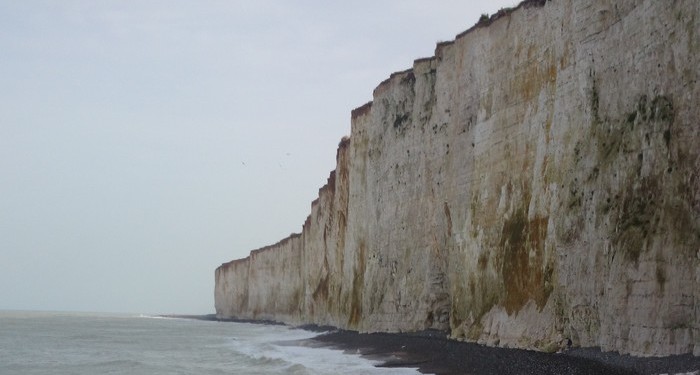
[215,0,700,356]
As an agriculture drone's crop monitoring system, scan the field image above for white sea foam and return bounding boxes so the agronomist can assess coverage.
[224,324,423,374]
[136,314,171,319]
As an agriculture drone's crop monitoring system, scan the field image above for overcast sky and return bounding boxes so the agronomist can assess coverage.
[1,0,516,314]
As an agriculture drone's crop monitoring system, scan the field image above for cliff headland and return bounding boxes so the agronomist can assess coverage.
[216,0,699,357]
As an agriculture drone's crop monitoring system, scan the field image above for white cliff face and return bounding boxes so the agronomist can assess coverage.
[215,0,700,357]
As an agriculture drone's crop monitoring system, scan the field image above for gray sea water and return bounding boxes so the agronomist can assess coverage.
[0,311,421,375]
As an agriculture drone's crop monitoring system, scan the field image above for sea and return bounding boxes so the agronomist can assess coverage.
[0,310,421,375]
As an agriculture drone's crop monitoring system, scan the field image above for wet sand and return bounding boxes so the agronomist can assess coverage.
[306,329,700,375]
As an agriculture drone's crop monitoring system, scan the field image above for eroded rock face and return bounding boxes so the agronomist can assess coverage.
[215,0,700,356]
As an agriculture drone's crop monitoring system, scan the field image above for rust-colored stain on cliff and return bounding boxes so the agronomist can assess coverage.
[348,241,366,328]
[500,211,550,315]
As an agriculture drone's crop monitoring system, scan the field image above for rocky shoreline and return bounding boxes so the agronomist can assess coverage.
[307,329,700,375]
[173,316,698,374]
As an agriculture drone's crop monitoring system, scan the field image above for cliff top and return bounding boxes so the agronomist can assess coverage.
[351,0,550,118]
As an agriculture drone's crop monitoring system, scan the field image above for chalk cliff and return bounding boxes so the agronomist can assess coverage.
[216,0,700,356]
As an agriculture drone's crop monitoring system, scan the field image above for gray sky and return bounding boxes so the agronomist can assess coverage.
[1,1,516,314]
